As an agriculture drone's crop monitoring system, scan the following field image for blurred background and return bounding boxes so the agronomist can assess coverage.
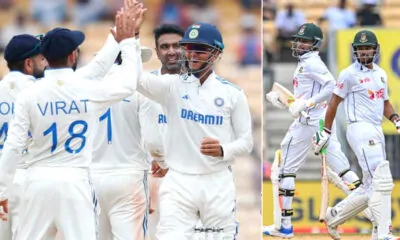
[263,0,400,236]
[0,0,263,239]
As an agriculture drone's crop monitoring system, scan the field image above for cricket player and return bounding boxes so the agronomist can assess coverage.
[147,23,184,240]
[90,45,164,240]
[263,23,365,238]
[313,30,400,240]
[137,22,253,239]
[0,34,48,240]
[0,7,144,239]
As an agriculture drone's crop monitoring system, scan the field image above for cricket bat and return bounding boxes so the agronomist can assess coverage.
[319,119,329,222]
[271,82,310,119]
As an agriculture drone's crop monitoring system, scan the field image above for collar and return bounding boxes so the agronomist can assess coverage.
[6,71,36,82]
[298,51,319,62]
[183,70,216,85]
[353,61,378,72]
[44,68,74,78]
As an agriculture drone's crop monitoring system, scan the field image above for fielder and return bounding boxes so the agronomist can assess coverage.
[264,23,367,238]
[137,22,253,239]
[313,30,400,240]
[90,44,164,240]
[0,7,143,239]
[147,23,184,240]
[0,34,48,240]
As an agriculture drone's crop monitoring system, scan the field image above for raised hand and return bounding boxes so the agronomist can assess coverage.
[110,8,136,43]
[123,0,147,34]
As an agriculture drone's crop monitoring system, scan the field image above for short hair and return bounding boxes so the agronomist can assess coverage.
[153,23,184,47]
[7,60,25,72]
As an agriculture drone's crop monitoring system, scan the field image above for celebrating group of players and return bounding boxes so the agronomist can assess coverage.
[0,0,253,239]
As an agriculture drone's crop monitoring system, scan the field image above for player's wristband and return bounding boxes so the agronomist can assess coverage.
[389,113,399,122]
[220,145,224,157]
[323,127,331,135]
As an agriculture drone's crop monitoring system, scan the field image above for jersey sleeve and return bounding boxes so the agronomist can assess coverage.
[0,94,30,200]
[333,70,354,99]
[304,62,335,104]
[76,34,120,80]
[383,71,389,101]
[137,72,175,105]
[220,90,253,162]
[83,38,141,111]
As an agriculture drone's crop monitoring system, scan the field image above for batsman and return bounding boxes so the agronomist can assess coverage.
[264,23,367,238]
[313,30,400,240]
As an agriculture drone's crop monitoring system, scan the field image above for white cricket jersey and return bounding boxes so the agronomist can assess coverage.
[293,51,335,123]
[334,61,388,126]
[91,64,163,173]
[150,68,167,137]
[0,38,141,200]
[137,71,253,174]
[0,72,35,168]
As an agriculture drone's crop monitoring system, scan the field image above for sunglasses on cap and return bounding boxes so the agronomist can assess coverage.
[184,44,212,52]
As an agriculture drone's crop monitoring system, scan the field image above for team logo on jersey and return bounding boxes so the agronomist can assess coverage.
[380,77,385,84]
[214,97,224,107]
[298,25,306,35]
[359,33,368,43]
[189,29,199,39]
[368,88,384,100]
[359,77,370,84]
[182,94,189,100]
[336,82,344,90]
[298,67,303,73]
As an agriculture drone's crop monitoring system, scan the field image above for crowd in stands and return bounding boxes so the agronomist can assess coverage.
[0,0,261,68]
[264,0,383,63]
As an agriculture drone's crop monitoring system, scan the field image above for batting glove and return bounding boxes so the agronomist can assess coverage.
[395,119,400,134]
[312,128,331,155]
[265,91,286,109]
[289,98,314,118]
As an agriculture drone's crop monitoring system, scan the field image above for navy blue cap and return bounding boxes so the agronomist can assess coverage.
[40,27,85,61]
[4,34,41,62]
[179,22,224,51]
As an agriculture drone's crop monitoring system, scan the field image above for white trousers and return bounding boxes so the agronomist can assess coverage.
[15,167,98,240]
[156,169,238,240]
[91,170,149,240]
[0,169,26,240]
[147,175,161,240]
[280,120,352,176]
[346,122,386,188]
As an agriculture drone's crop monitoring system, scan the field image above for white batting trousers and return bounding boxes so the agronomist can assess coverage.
[15,167,99,240]
[91,170,149,240]
[346,122,386,187]
[156,168,238,240]
[280,120,351,175]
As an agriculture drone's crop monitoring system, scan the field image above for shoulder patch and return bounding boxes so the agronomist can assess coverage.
[215,76,241,90]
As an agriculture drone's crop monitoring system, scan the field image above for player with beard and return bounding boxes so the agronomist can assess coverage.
[0,4,144,239]
[264,23,374,238]
[0,34,47,240]
[147,23,184,240]
[313,29,400,240]
[137,22,253,239]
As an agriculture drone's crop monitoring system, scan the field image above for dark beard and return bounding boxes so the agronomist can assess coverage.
[32,67,44,79]
[72,60,78,71]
